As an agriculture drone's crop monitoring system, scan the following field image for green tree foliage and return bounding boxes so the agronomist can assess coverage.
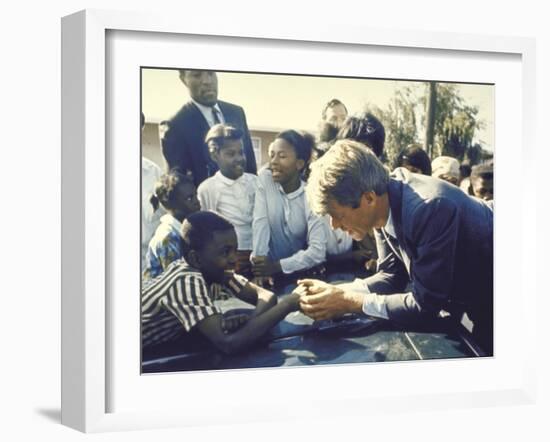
[422,83,483,162]
[367,83,485,167]
[369,86,419,167]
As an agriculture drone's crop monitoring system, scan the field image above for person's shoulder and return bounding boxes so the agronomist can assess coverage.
[242,172,259,184]
[255,166,274,187]
[142,157,161,173]
[143,259,203,292]
[257,165,272,179]
[218,100,243,112]
[197,174,219,194]
[168,101,200,123]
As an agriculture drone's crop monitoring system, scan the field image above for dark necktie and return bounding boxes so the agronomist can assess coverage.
[212,108,221,125]
[382,228,410,275]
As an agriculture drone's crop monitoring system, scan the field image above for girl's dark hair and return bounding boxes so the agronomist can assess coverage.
[276,129,315,164]
[337,112,385,158]
[149,170,193,212]
[460,163,472,179]
[395,144,432,176]
[180,211,234,260]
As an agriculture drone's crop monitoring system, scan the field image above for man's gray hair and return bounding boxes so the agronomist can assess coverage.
[306,140,389,215]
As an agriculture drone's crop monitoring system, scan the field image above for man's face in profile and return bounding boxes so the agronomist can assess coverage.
[181,70,218,106]
[327,193,384,241]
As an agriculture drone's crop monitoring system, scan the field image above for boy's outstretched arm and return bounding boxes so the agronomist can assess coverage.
[234,281,277,317]
[222,270,276,317]
[197,292,300,355]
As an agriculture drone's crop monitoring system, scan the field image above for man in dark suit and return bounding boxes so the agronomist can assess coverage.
[299,140,494,354]
[161,70,257,187]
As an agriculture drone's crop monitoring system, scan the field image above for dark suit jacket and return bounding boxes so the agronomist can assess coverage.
[365,168,493,329]
[161,100,257,187]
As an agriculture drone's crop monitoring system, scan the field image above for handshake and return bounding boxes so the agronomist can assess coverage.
[286,279,361,321]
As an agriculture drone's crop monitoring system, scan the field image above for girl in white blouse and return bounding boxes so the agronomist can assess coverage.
[251,130,327,290]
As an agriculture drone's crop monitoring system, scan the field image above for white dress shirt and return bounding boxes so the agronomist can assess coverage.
[141,157,163,263]
[348,210,403,320]
[191,99,225,127]
[252,168,327,274]
[197,171,258,250]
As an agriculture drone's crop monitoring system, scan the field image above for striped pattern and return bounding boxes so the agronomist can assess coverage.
[141,259,247,349]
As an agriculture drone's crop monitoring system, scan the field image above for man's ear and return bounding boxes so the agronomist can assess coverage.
[186,249,201,268]
[179,71,188,87]
[361,191,376,207]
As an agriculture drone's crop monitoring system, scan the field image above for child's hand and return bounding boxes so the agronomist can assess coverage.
[287,285,308,312]
[222,270,236,285]
[252,276,273,288]
[222,313,250,334]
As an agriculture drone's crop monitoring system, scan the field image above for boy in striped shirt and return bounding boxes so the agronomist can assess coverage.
[142,211,302,358]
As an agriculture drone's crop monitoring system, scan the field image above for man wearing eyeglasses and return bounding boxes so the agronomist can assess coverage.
[161,70,257,187]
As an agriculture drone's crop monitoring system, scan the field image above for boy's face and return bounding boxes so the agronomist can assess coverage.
[213,140,246,180]
[196,229,238,283]
[472,177,493,201]
[172,182,200,219]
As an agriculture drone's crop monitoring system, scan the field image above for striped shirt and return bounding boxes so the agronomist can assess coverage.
[141,259,248,349]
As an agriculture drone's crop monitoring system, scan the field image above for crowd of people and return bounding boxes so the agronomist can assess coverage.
[141,70,494,362]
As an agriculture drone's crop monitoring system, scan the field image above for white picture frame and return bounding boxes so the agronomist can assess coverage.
[61,9,537,433]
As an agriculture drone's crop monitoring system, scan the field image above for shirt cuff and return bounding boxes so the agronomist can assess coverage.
[343,278,371,293]
[279,257,296,274]
[362,292,389,319]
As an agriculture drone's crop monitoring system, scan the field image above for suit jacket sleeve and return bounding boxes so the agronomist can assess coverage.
[365,198,460,324]
[161,121,190,174]
[238,107,257,175]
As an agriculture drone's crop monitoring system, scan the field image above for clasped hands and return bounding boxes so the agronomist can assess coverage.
[292,279,357,321]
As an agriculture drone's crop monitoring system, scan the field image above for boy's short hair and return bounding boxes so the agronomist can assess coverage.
[205,124,244,155]
[470,162,494,181]
[395,144,432,176]
[180,211,235,260]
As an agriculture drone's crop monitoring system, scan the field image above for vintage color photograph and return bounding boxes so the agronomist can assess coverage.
[140,68,494,374]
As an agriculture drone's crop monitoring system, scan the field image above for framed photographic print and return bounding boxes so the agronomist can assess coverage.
[62,9,537,433]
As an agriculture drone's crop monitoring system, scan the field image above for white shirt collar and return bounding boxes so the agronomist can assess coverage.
[215,170,242,186]
[276,179,305,200]
[383,207,397,238]
[191,99,223,125]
